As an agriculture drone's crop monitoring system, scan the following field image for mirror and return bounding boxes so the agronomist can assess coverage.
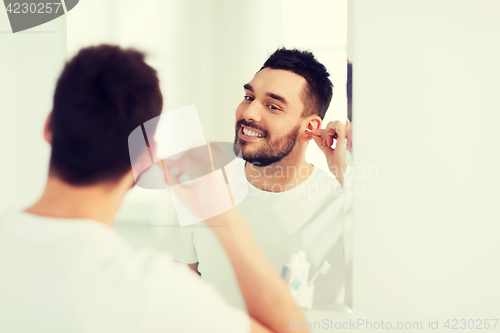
[66,0,352,312]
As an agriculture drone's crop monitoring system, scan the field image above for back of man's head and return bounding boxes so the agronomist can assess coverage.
[260,48,333,120]
[49,45,162,185]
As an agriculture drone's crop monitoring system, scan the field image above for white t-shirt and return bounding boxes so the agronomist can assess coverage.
[165,161,347,311]
[0,211,249,333]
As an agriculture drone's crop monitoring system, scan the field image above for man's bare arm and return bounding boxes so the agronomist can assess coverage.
[206,209,310,333]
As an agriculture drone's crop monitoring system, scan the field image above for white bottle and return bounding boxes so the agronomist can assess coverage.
[285,253,300,289]
[296,250,310,284]
[294,251,313,309]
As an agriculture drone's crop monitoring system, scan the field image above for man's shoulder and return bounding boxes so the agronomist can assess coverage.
[312,166,342,186]
[313,166,337,179]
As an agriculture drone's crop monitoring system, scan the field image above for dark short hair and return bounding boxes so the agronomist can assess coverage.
[49,45,163,185]
[260,48,333,120]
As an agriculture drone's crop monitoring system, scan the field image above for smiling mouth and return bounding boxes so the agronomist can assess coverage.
[241,126,265,139]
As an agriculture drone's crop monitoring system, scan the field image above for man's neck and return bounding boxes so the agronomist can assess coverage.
[25,176,129,226]
[245,151,313,192]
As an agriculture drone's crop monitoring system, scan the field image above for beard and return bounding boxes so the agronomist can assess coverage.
[233,119,300,167]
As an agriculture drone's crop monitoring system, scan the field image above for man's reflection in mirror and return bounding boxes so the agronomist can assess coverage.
[164,48,350,311]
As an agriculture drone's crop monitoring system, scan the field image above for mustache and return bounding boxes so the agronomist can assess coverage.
[236,119,269,137]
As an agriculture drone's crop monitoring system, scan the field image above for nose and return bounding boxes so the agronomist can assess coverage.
[240,99,262,123]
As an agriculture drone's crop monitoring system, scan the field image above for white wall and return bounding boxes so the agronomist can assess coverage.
[0,11,66,213]
[350,0,500,321]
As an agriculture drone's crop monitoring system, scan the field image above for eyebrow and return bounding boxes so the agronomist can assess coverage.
[243,83,288,105]
[267,93,287,105]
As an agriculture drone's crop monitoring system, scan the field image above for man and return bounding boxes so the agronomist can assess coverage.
[0,45,309,333]
[166,48,349,310]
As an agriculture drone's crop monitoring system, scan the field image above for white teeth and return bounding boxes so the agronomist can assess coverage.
[242,127,264,137]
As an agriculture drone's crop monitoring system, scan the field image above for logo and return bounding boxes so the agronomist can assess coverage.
[128,105,248,227]
[3,0,79,33]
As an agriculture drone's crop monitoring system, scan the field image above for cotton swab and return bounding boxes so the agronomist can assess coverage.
[309,261,331,286]
[305,128,321,137]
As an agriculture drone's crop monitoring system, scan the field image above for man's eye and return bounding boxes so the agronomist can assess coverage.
[268,105,279,110]
[244,96,254,102]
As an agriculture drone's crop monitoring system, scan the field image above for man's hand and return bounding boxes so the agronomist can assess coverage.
[311,120,348,188]
[162,143,237,224]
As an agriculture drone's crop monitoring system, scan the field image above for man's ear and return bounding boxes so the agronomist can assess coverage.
[44,112,53,145]
[300,116,322,142]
